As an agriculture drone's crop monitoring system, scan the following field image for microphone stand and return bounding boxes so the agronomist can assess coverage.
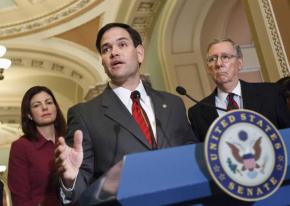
[176,86,227,112]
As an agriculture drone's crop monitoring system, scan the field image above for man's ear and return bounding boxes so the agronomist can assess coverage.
[136,45,144,64]
[237,58,243,71]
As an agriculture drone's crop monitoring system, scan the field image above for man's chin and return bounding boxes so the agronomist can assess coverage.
[215,79,234,87]
[110,73,131,82]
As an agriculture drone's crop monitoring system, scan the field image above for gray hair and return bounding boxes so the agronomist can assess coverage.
[206,38,243,58]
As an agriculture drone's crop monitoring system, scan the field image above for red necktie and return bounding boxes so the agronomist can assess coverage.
[131,91,156,147]
[227,93,239,111]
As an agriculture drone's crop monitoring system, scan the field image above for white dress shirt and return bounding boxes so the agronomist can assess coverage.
[215,81,243,116]
[110,80,157,139]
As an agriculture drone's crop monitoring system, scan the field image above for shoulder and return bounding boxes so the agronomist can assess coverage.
[241,80,277,89]
[147,87,181,101]
[149,88,186,109]
[241,80,279,93]
[69,90,106,112]
[10,136,31,154]
[11,136,30,147]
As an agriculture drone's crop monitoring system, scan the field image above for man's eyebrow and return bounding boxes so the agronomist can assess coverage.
[101,37,130,48]
[116,37,130,42]
[101,43,109,49]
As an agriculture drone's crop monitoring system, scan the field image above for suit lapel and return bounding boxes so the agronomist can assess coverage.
[202,90,219,125]
[150,92,168,129]
[241,81,261,112]
[145,87,170,147]
[101,87,151,148]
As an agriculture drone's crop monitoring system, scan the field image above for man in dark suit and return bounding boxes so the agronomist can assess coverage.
[188,38,290,142]
[55,23,197,205]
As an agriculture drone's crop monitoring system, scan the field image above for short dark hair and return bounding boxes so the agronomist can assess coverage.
[21,86,66,141]
[96,23,142,53]
[207,38,243,58]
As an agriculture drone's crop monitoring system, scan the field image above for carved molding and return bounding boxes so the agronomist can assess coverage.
[0,106,21,124]
[6,48,98,91]
[84,82,107,101]
[129,0,163,46]
[0,0,102,39]
[10,56,82,79]
[260,0,290,77]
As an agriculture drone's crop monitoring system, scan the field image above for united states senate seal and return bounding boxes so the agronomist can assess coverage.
[205,109,287,201]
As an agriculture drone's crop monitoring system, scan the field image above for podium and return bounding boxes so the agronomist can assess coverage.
[117,128,290,206]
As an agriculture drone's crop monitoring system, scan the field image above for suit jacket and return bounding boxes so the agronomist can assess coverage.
[188,80,290,142]
[65,85,197,204]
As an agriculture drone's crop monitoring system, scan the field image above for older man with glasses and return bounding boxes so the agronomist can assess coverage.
[188,38,290,142]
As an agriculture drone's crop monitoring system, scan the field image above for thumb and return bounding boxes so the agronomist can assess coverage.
[73,130,83,153]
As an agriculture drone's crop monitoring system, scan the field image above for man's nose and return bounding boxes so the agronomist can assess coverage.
[216,56,223,66]
[110,46,120,57]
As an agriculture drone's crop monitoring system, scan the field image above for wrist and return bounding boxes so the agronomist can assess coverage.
[61,169,79,188]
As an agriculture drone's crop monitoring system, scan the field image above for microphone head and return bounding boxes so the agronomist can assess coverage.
[131,90,141,100]
[176,86,187,95]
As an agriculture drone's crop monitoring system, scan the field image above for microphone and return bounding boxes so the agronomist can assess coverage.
[176,86,227,112]
[131,90,141,100]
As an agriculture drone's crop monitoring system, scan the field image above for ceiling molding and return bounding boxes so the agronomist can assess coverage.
[0,0,103,40]
[125,0,164,46]
[6,47,99,92]
[0,107,20,124]
[259,0,290,77]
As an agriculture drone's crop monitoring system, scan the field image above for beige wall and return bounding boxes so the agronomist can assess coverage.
[271,0,290,66]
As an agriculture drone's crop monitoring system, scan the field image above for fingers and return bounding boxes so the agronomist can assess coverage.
[55,136,69,174]
[55,136,66,157]
[74,130,83,153]
[54,131,83,180]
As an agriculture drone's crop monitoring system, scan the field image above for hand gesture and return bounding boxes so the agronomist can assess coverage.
[55,130,83,188]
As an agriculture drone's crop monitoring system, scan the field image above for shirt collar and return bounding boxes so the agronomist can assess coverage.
[33,134,54,149]
[217,80,241,102]
[110,80,149,106]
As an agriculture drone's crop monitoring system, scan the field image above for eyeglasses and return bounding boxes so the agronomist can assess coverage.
[207,54,238,66]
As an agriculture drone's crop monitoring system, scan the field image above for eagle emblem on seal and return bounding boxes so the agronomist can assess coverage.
[226,130,265,178]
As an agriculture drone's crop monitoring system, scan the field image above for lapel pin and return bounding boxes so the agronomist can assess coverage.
[162,104,167,108]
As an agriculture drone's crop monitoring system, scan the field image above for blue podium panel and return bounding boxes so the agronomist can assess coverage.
[117,129,290,206]
[117,144,210,206]
[252,128,290,206]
